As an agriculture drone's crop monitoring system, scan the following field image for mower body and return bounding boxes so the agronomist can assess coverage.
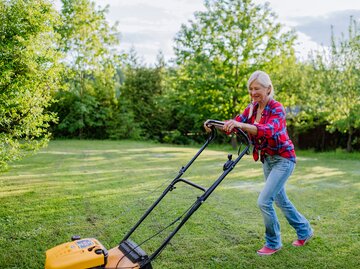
[45,238,108,269]
[45,238,152,269]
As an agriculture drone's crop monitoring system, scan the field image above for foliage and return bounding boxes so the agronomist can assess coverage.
[170,0,297,139]
[1,0,359,153]
[0,0,62,170]
[119,50,170,141]
[106,98,142,140]
[308,17,360,151]
[51,0,122,138]
[326,18,360,152]
[51,90,113,138]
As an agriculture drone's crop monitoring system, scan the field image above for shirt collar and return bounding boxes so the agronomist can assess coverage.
[254,99,274,116]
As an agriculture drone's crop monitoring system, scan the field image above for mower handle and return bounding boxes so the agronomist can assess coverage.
[205,119,225,129]
[122,119,251,266]
[205,119,250,146]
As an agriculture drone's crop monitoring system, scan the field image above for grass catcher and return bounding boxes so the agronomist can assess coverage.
[45,120,250,269]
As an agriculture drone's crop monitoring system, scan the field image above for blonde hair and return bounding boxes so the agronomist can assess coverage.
[247,70,274,119]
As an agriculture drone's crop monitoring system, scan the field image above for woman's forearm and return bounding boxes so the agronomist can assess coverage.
[238,122,258,136]
[223,120,258,136]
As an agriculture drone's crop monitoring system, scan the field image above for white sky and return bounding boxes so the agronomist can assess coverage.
[56,0,360,64]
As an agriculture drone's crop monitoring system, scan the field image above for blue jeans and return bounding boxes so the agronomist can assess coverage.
[257,155,313,249]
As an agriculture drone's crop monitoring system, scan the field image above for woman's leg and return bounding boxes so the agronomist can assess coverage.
[257,155,295,249]
[275,181,313,240]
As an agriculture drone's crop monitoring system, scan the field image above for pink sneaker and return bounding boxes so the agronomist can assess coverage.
[292,233,313,247]
[257,246,281,256]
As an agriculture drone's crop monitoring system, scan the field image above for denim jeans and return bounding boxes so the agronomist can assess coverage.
[257,155,313,249]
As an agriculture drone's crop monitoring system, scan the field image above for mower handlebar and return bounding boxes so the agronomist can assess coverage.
[205,119,225,129]
[205,119,250,145]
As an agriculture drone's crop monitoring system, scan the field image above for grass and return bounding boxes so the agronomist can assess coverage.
[0,139,359,269]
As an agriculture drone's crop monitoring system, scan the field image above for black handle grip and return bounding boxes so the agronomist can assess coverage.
[205,119,250,146]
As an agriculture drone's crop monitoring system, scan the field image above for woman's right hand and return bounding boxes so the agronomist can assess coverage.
[223,119,243,133]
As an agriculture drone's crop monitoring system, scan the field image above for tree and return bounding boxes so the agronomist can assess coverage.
[172,0,297,137]
[118,49,169,140]
[52,0,121,138]
[0,0,62,170]
[327,18,360,152]
[309,17,360,152]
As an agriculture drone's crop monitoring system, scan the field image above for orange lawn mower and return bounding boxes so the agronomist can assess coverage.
[45,120,250,269]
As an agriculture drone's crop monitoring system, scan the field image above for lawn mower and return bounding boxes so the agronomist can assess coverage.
[45,120,250,269]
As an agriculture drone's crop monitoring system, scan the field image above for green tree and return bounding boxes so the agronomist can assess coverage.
[172,0,296,136]
[118,49,169,140]
[52,0,121,138]
[0,0,62,170]
[327,18,360,151]
[309,17,360,151]
[269,58,317,146]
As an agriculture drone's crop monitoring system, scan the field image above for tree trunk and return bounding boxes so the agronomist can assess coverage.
[320,127,326,151]
[288,124,299,148]
[346,126,353,152]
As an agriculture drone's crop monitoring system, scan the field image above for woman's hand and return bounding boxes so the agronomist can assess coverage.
[223,120,242,133]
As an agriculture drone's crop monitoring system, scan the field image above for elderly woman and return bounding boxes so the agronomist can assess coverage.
[213,71,313,256]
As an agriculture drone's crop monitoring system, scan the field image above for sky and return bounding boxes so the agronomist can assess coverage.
[56,0,360,64]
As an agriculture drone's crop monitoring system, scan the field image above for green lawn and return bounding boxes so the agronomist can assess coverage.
[0,140,359,269]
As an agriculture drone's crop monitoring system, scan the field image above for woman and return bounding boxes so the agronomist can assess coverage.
[208,71,313,256]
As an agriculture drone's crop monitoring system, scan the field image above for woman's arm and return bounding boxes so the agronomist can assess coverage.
[223,120,258,135]
[224,102,286,137]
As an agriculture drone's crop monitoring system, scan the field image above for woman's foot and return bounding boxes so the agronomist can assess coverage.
[292,233,313,247]
[257,246,281,256]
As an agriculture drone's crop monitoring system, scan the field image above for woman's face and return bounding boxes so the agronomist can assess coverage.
[249,80,270,104]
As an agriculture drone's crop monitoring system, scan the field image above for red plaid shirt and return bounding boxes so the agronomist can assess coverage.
[235,99,296,163]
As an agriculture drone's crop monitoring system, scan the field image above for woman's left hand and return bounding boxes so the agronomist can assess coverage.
[223,120,242,133]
